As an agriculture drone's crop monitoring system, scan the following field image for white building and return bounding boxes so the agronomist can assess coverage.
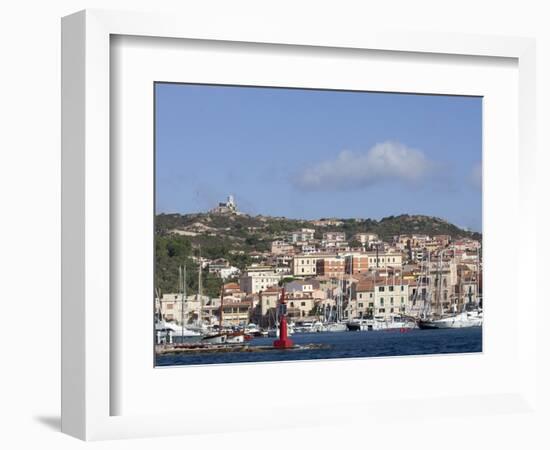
[290,228,316,244]
[352,278,411,319]
[210,194,239,214]
[239,265,281,294]
[291,255,320,276]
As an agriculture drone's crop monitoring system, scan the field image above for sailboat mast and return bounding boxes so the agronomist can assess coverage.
[183,264,187,331]
[178,266,184,338]
[219,286,224,330]
[198,246,202,325]
[373,269,376,319]
[438,253,443,315]
[476,246,481,306]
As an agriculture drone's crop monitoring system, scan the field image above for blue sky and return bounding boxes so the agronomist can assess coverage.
[155,83,482,231]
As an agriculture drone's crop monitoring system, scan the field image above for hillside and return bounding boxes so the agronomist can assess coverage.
[155,212,481,295]
[156,212,480,247]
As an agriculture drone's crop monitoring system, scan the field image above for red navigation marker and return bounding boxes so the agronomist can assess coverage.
[273,288,294,349]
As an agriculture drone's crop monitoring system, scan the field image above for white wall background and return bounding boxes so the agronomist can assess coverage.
[0,1,548,448]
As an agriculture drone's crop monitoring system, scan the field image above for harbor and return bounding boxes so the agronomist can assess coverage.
[156,327,482,366]
[154,196,483,367]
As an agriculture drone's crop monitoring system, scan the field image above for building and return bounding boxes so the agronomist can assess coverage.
[289,228,316,244]
[157,293,207,325]
[239,265,281,294]
[345,251,403,274]
[345,253,369,275]
[426,259,458,310]
[210,194,239,214]
[291,255,320,276]
[321,231,346,249]
[352,277,411,320]
[316,256,346,278]
[353,233,379,246]
[287,293,316,318]
[220,299,252,326]
[223,282,246,299]
[310,219,344,227]
[208,259,240,280]
[252,286,280,326]
[433,235,452,246]
[271,240,295,255]
[284,279,315,294]
[394,234,431,249]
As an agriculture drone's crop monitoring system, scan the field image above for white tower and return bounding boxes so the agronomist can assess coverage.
[227,195,235,209]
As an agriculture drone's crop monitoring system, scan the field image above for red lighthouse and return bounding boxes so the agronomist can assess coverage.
[273,288,294,349]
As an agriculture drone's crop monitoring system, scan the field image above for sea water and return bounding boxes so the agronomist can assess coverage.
[155,327,482,367]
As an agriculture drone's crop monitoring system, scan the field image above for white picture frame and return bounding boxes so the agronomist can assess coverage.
[61,9,537,441]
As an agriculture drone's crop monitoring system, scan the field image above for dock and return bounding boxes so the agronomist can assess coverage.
[156,343,330,355]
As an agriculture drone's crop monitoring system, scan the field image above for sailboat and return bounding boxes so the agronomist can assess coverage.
[202,286,245,344]
[177,265,202,340]
[326,275,347,332]
[186,247,209,334]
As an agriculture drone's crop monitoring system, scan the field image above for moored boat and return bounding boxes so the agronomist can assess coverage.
[417,308,482,329]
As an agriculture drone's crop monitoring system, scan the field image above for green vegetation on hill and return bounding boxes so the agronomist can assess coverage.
[155,212,481,293]
[155,235,223,298]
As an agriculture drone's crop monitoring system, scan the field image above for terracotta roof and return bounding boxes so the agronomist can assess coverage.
[222,300,252,308]
[355,277,413,291]
[263,285,281,293]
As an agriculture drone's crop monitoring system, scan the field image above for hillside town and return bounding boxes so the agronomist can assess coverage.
[156,196,482,335]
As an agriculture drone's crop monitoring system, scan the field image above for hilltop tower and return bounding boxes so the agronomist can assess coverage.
[211,194,239,214]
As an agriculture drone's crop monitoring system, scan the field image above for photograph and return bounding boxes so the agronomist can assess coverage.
[154,83,483,366]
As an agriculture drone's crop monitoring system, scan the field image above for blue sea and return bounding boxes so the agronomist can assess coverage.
[155,327,482,367]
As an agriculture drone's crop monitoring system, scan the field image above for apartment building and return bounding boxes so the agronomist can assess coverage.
[291,254,320,276]
[345,251,403,274]
[316,256,346,278]
[239,265,281,294]
[352,278,410,319]
[290,228,316,244]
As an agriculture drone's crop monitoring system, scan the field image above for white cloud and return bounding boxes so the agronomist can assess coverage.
[470,162,482,190]
[294,141,435,191]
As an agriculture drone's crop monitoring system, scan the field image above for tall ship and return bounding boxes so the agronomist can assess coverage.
[416,251,483,329]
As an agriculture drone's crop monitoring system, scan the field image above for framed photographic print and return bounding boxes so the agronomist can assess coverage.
[62,9,538,441]
[153,83,484,368]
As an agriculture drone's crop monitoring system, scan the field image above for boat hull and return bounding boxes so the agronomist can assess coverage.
[418,312,482,329]
[325,322,347,332]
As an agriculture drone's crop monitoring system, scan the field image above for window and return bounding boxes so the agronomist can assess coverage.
[369,293,373,298]
[380,299,384,306]
[389,286,394,292]
[379,308,385,313]
[368,302,374,308]
[390,297,394,305]
[301,302,306,307]
[358,303,364,308]
[390,308,394,313]
[401,286,404,291]
[401,297,405,303]
[379,286,385,292]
